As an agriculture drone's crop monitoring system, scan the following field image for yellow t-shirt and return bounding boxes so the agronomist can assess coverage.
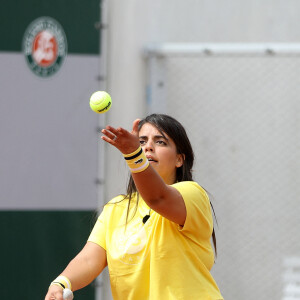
[88,181,223,300]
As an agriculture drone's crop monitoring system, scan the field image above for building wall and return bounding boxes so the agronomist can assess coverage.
[103,1,300,299]
[105,0,300,199]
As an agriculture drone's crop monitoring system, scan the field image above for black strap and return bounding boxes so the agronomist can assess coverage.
[52,282,65,289]
[124,148,143,160]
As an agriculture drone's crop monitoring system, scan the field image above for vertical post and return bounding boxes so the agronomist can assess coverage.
[146,54,167,114]
[95,0,109,299]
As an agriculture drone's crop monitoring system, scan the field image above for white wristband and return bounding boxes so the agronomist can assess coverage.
[50,275,72,290]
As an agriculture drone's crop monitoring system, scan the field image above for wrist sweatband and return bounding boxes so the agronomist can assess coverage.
[123,146,149,173]
[50,275,72,291]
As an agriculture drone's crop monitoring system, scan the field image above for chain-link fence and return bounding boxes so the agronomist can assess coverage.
[145,44,300,300]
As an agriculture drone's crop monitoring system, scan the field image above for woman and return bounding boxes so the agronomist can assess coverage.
[45,114,223,300]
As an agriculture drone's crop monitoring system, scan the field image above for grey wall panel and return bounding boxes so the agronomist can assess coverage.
[0,53,103,210]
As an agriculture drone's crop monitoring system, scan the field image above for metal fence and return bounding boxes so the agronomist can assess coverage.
[144,44,300,300]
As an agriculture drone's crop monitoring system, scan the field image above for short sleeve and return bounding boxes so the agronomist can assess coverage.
[88,208,107,250]
[172,181,213,239]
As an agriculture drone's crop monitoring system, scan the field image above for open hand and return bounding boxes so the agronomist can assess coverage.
[101,119,141,155]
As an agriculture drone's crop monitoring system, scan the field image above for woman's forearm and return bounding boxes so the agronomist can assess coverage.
[60,242,107,291]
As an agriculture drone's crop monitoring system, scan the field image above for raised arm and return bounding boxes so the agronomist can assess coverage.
[101,119,186,225]
[45,242,107,300]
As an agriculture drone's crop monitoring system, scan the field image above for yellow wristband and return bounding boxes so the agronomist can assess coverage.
[50,275,72,290]
[123,146,143,159]
[123,146,150,173]
[50,282,64,290]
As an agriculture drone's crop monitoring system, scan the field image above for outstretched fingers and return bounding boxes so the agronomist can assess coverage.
[101,126,117,143]
[101,126,127,144]
[101,124,140,154]
[132,119,141,136]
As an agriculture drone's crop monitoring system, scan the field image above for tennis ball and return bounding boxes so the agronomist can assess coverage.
[89,91,112,113]
[63,288,74,300]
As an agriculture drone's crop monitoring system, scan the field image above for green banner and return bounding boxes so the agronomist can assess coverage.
[0,0,100,54]
[0,211,98,299]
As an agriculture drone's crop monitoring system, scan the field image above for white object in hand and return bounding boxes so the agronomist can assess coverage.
[63,288,74,300]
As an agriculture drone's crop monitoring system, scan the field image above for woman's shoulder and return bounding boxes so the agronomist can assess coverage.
[173,181,213,234]
[171,181,210,208]
[104,193,138,208]
[106,194,127,204]
[172,181,208,195]
[99,193,139,223]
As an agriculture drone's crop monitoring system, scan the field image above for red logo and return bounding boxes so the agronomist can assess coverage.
[32,31,58,67]
[23,17,67,77]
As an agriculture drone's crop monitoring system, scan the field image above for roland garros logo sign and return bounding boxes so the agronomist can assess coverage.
[23,17,67,77]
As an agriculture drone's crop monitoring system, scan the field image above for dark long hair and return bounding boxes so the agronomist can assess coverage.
[124,114,217,256]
